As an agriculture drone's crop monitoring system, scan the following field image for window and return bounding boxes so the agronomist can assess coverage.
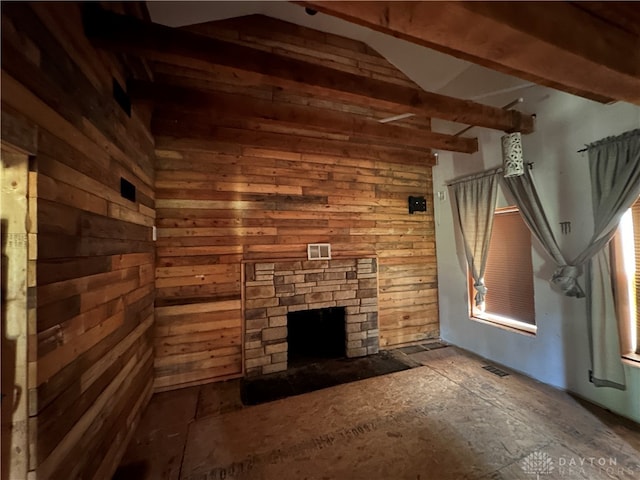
[471,207,536,333]
[615,197,640,359]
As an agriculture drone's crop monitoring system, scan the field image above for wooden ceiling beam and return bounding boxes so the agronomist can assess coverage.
[152,102,438,165]
[298,1,640,105]
[130,81,478,154]
[83,5,534,134]
[153,127,437,167]
[155,105,438,162]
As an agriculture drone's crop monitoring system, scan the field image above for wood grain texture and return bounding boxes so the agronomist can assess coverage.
[299,1,640,105]
[85,8,534,133]
[118,347,640,480]
[130,81,478,154]
[154,16,439,389]
[2,2,155,479]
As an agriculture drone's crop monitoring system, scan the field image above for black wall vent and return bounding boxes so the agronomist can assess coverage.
[113,79,131,117]
[120,177,136,202]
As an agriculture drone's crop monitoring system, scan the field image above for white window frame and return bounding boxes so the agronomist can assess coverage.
[617,209,639,364]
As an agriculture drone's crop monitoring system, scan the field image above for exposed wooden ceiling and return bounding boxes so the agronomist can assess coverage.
[298,1,640,106]
[130,81,478,153]
[84,6,539,159]
[573,1,640,38]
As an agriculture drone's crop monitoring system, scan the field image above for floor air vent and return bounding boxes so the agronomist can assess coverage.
[482,365,510,377]
[397,341,449,355]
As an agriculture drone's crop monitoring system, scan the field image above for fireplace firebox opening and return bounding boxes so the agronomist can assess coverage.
[287,307,346,367]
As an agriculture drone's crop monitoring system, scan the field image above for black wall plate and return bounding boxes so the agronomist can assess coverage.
[408,196,427,214]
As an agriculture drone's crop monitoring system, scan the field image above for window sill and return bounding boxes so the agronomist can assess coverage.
[622,353,640,368]
[470,312,537,336]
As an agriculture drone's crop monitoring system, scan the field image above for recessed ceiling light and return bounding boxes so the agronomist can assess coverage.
[305,8,318,16]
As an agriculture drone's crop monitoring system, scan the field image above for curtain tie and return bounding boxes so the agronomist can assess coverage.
[473,282,488,306]
[551,265,585,298]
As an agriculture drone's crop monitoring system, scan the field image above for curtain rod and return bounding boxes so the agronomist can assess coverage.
[576,128,639,153]
[446,168,502,186]
[445,163,534,186]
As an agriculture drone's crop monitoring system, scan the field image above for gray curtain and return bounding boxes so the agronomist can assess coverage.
[502,170,584,297]
[587,247,626,388]
[502,129,639,389]
[573,129,640,268]
[450,170,500,306]
[583,129,640,389]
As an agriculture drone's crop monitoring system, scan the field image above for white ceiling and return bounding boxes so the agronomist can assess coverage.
[147,1,540,134]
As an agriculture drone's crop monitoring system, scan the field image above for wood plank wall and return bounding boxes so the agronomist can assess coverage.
[2,3,156,479]
[153,16,439,390]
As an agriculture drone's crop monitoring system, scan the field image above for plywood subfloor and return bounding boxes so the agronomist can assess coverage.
[117,347,640,480]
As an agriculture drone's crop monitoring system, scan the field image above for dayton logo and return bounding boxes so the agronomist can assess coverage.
[521,451,554,479]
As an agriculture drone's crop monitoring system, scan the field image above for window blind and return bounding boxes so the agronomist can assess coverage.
[483,209,536,325]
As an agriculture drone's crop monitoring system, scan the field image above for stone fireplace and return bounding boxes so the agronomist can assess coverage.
[243,258,379,376]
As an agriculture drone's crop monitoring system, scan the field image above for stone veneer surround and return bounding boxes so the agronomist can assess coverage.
[243,258,379,376]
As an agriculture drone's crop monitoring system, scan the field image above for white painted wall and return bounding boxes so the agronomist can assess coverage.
[432,86,640,422]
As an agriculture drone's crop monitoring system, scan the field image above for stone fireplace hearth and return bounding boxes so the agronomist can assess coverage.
[243,258,379,376]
